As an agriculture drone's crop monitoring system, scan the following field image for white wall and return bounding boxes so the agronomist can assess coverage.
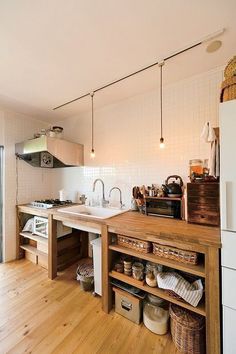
[0,109,54,262]
[52,67,223,207]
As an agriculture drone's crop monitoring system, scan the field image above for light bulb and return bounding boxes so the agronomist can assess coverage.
[160,137,165,149]
[90,149,95,158]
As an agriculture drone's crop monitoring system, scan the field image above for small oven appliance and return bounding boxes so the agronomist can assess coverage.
[145,197,182,219]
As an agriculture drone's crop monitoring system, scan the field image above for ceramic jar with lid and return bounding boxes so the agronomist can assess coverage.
[145,262,162,287]
[132,262,144,280]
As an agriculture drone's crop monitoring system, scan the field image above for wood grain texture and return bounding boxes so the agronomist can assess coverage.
[106,211,221,248]
[187,183,220,227]
[205,247,221,354]
[0,260,180,354]
[48,214,57,280]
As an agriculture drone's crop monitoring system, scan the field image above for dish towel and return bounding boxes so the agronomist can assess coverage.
[156,272,203,307]
[200,121,220,177]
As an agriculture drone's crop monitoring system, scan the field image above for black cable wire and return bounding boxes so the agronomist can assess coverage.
[160,63,163,139]
[53,41,202,111]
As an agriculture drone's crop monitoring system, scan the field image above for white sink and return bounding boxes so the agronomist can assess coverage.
[58,205,128,220]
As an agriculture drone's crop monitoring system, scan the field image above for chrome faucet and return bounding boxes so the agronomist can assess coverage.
[109,187,124,209]
[92,179,109,207]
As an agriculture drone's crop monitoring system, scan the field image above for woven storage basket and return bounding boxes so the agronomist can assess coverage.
[170,304,205,354]
[220,76,236,102]
[224,56,236,79]
[153,243,198,265]
[117,234,152,253]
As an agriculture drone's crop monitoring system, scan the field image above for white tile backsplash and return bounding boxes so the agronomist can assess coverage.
[52,67,223,208]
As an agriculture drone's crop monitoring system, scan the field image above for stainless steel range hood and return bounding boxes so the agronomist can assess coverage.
[15,136,84,168]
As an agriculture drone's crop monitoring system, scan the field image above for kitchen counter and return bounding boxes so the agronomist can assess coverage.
[17,204,221,248]
[17,204,221,354]
[106,211,221,248]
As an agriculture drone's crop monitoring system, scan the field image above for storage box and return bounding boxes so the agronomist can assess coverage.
[25,250,38,264]
[38,254,48,269]
[37,242,48,254]
[113,287,142,324]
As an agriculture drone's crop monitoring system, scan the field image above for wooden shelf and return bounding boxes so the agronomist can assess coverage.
[109,244,205,278]
[20,232,48,245]
[109,270,206,317]
[20,244,47,257]
[144,196,182,201]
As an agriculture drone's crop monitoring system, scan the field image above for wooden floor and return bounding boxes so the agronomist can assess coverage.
[0,259,180,354]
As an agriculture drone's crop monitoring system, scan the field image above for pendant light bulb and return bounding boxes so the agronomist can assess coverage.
[90,149,95,158]
[160,137,165,149]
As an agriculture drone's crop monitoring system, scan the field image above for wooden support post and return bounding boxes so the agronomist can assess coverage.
[205,247,221,354]
[48,214,57,280]
[102,225,112,313]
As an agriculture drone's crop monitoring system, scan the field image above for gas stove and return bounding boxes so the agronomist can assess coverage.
[30,199,73,209]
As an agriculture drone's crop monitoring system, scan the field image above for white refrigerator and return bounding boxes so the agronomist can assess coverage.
[220,99,236,354]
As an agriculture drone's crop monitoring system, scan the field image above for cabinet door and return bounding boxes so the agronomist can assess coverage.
[220,101,236,232]
[223,306,236,354]
[221,230,236,269]
[222,267,236,309]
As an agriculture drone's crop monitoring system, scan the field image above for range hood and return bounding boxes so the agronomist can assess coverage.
[15,136,84,168]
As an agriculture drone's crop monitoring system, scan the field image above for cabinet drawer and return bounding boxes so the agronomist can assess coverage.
[187,202,219,213]
[221,231,236,269]
[223,306,236,354]
[187,196,219,206]
[222,267,236,309]
[188,210,220,226]
[187,183,219,197]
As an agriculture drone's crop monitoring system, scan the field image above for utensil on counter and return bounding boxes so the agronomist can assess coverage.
[162,175,183,198]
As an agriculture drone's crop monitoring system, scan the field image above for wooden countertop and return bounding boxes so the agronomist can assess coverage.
[106,211,221,248]
[17,205,221,248]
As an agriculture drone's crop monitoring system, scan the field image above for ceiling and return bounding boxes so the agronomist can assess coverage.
[0,0,235,122]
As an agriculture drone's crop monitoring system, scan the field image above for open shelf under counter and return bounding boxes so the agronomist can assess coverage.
[20,231,48,245]
[109,270,206,317]
[109,244,205,278]
[20,244,47,257]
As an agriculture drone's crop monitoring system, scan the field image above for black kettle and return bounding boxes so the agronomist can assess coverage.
[162,175,183,198]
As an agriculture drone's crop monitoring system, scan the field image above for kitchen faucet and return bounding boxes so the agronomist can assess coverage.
[92,179,109,207]
[109,187,124,209]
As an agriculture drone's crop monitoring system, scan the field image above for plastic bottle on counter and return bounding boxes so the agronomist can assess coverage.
[59,189,66,201]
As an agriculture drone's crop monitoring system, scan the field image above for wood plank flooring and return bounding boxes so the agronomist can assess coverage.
[0,260,180,354]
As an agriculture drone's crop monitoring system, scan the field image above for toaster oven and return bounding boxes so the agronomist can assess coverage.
[145,197,182,219]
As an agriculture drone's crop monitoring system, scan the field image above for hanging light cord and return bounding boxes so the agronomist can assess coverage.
[160,62,163,139]
[90,92,94,154]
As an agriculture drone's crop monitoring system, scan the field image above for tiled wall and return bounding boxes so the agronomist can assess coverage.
[0,109,54,261]
[52,67,223,208]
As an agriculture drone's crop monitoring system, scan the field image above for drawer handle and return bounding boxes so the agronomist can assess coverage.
[121,300,132,311]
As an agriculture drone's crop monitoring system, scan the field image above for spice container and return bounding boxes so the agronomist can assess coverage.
[145,262,162,287]
[114,262,124,273]
[124,259,132,276]
[143,294,169,335]
[132,262,144,280]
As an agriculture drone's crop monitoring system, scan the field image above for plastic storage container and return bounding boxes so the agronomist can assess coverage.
[143,294,169,335]
[90,237,102,296]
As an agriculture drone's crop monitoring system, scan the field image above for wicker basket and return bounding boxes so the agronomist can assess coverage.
[170,304,205,354]
[153,243,198,265]
[224,56,236,79]
[220,76,236,102]
[117,234,152,253]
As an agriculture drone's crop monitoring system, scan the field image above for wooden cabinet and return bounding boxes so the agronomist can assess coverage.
[16,205,87,279]
[102,213,221,354]
[187,183,220,226]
